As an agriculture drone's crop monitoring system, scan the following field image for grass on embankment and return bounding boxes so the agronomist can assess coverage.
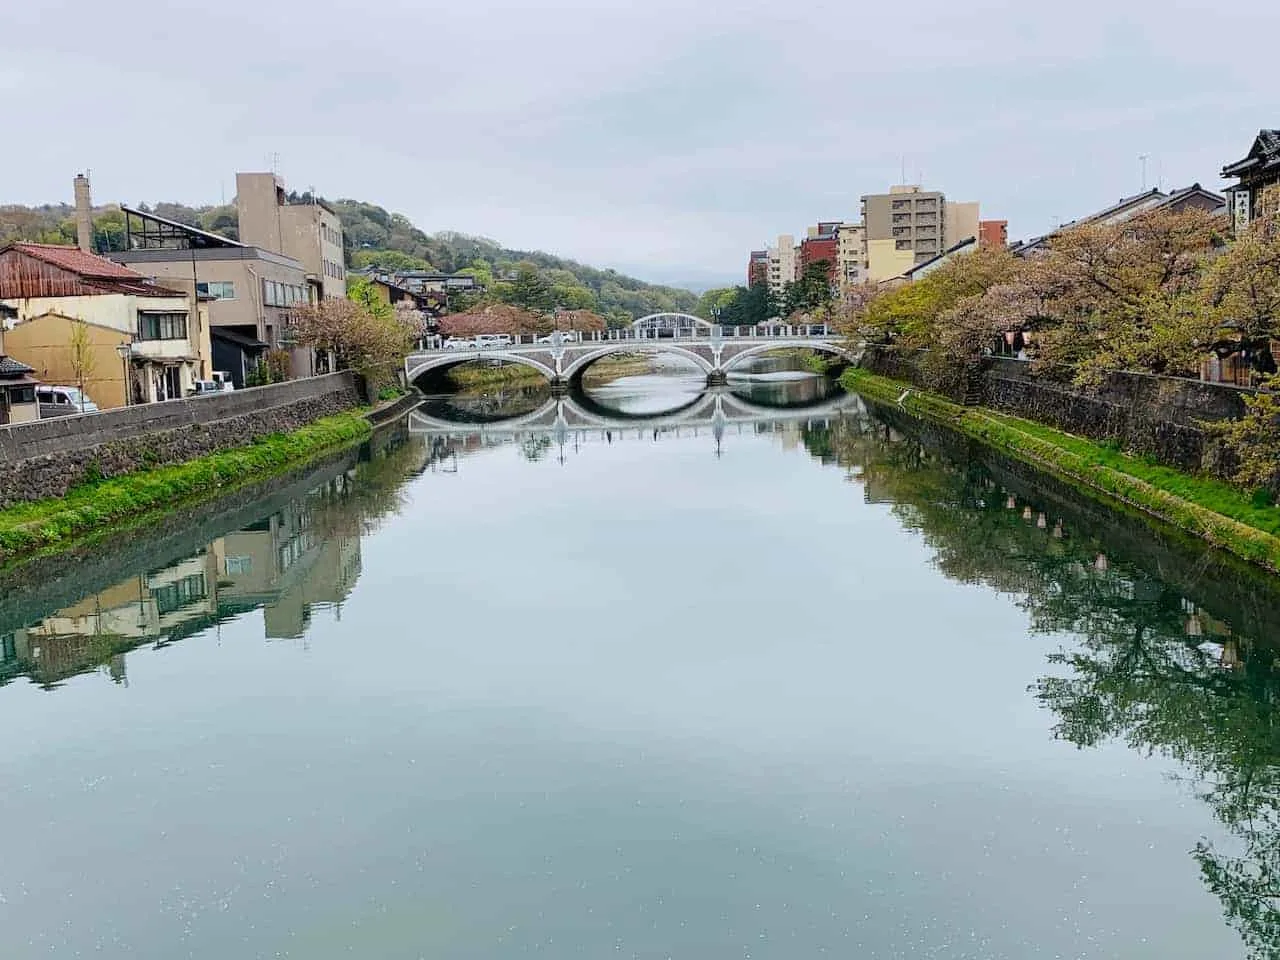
[0,411,372,567]
[841,367,1280,573]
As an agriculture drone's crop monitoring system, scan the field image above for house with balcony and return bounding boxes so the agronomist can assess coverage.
[0,242,209,407]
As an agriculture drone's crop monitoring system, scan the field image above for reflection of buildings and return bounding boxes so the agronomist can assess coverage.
[0,480,364,688]
[214,498,362,639]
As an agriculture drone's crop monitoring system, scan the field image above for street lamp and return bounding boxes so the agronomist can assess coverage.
[115,342,133,406]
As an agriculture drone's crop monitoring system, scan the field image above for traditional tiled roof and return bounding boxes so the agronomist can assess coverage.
[11,242,142,279]
[0,355,35,377]
[1222,130,1280,178]
[1,242,186,298]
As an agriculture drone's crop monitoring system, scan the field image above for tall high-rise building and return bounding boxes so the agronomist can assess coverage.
[861,185,980,278]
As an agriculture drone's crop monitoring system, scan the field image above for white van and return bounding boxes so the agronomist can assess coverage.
[37,385,99,414]
[474,334,513,348]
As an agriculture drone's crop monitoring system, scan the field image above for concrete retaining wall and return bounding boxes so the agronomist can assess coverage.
[0,372,361,507]
[860,346,1253,476]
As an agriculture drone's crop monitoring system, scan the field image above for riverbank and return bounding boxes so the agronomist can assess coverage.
[842,367,1280,573]
[0,410,373,571]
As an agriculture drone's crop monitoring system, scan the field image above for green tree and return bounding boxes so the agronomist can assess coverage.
[67,319,96,412]
[350,249,432,273]
[509,262,553,312]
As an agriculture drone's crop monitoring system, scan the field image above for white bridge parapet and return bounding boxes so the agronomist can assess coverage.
[404,325,860,387]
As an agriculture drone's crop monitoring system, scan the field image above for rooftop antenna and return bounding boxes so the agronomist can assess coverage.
[1138,153,1150,191]
[900,155,906,184]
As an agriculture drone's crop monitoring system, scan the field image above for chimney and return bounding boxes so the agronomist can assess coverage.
[73,173,93,252]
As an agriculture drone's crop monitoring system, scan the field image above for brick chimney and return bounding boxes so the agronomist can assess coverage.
[73,173,93,252]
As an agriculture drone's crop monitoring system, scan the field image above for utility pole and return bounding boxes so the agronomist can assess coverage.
[1138,154,1150,191]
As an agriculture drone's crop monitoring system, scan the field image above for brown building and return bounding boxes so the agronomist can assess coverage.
[747,250,769,287]
[799,222,840,282]
[979,220,1008,248]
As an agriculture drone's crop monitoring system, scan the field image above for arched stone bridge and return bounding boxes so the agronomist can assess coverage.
[408,388,867,438]
[405,319,860,388]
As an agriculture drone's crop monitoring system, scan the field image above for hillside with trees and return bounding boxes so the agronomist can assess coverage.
[0,196,697,325]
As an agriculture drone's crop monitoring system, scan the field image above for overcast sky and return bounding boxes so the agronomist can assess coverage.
[2,0,1275,286]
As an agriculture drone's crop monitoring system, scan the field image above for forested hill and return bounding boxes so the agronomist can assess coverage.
[0,196,698,322]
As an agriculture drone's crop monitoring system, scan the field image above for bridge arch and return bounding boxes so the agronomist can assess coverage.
[561,342,715,384]
[406,351,558,387]
[720,340,861,375]
[631,312,713,336]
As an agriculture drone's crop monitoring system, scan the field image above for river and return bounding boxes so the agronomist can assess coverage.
[1,363,1277,959]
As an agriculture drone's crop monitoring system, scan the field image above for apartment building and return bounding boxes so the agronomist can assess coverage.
[862,185,981,279]
[799,222,840,283]
[236,173,346,300]
[979,220,1009,248]
[747,250,769,287]
[766,234,796,301]
[835,223,866,293]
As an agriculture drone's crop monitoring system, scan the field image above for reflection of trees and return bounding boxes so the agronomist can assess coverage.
[311,430,433,538]
[818,405,1280,959]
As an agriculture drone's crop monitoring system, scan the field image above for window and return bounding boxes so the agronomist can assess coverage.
[11,386,34,404]
[152,574,208,616]
[225,556,253,575]
[196,281,236,299]
[137,311,188,340]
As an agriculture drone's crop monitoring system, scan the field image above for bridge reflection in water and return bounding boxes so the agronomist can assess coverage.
[408,386,869,458]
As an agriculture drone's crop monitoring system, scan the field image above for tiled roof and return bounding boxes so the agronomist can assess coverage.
[0,355,35,376]
[11,242,144,279]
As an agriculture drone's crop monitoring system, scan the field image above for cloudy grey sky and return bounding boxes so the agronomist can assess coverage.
[2,0,1275,286]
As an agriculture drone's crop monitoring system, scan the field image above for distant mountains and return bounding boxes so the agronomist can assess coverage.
[0,196,700,323]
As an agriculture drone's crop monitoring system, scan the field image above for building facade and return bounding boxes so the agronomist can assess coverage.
[111,207,319,387]
[862,185,981,276]
[979,220,1009,248]
[235,173,346,300]
[747,250,769,287]
[1222,130,1280,235]
[836,223,866,294]
[0,242,208,406]
[766,234,796,302]
[799,222,840,283]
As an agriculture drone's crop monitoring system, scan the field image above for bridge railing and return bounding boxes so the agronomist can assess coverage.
[418,324,836,352]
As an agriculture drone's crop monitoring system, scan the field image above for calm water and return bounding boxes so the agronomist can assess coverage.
[2,367,1278,959]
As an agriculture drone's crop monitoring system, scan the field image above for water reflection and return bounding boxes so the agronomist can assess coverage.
[806,401,1280,959]
[0,429,429,689]
[2,396,1280,957]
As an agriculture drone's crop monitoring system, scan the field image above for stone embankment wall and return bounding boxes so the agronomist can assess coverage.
[861,346,1253,476]
[0,372,361,507]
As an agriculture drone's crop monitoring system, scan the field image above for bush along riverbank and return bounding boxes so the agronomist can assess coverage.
[0,411,373,570]
[842,368,1280,574]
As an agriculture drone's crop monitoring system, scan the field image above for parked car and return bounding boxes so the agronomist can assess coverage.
[442,337,473,350]
[36,385,99,414]
[211,371,236,391]
[536,331,581,344]
[189,380,223,397]
[474,334,513,348]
